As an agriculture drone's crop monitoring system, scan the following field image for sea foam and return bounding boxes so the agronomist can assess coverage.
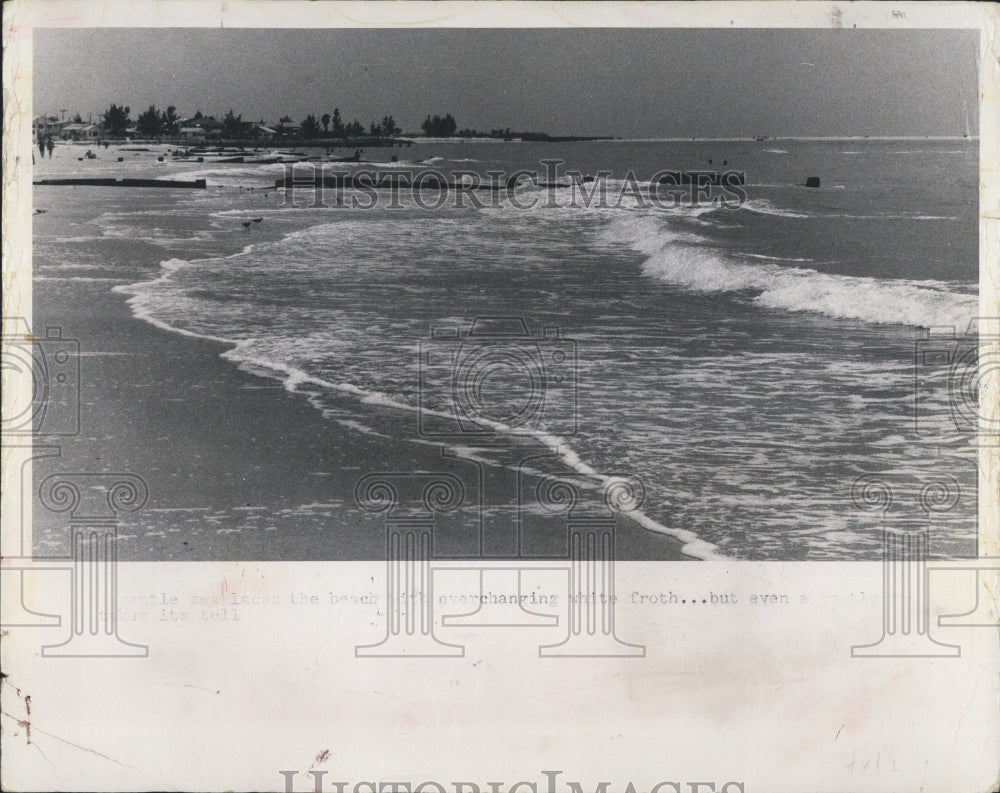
[609,214,977,328]
[115,249,725,561]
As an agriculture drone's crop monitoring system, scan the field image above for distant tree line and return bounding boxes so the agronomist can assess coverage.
[92,103,599,143]
[97,102,478,142]
[421,113,458,137]
[296,109,401,142]
[135,105,181,137]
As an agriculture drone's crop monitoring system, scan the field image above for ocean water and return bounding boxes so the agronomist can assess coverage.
[35,138,981,559]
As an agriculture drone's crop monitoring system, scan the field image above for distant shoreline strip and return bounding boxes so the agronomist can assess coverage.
[34,177,207,189]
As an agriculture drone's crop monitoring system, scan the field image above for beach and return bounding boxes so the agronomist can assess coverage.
[30,160,694,560]
[29,137,980,561]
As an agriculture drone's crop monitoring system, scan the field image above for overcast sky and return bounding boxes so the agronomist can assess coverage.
[34,28,978,137]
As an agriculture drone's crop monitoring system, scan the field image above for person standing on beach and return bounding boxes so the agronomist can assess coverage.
[38,135,46,160]
[46,136,55,158]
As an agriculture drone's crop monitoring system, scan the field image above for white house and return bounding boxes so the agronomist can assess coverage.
[250,123,277,141]
[59,123,102,141]
[78,123,101,140]
[33,115,72,141]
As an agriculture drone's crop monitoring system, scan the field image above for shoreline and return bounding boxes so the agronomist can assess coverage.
[30,187,694,561]
[48,134,979,147]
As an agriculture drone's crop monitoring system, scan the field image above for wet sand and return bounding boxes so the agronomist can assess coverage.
[29,162,690,561]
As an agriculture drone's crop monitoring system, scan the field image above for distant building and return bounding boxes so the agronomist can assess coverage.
[249,123,277,142]
[201,118,224,138]
[177,116,223,140]
[33,115,72,141]
[60,123,102,141]
[274,123,301,139]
